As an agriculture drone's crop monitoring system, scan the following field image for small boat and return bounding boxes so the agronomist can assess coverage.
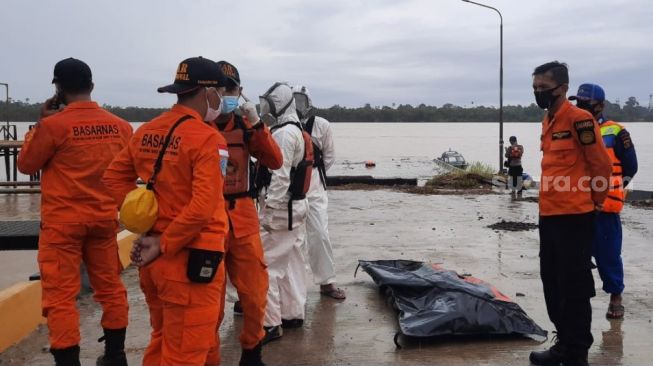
[436,149,468,170]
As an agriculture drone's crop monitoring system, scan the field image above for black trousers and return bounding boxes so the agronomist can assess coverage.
[508,165,523,191]
[539,212,596,358]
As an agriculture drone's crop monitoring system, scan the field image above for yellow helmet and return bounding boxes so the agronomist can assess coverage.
[119,186,158,234]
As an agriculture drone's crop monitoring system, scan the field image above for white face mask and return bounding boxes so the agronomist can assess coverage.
[204,88,222,122]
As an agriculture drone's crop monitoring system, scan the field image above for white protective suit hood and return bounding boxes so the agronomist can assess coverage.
[292,85,313,121]
[260,82,299,127]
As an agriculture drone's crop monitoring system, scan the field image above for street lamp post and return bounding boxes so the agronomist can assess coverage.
[0,83,8,140]
[461,0,504,174]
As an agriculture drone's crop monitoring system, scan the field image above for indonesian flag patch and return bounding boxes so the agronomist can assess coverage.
[219,144,229,176]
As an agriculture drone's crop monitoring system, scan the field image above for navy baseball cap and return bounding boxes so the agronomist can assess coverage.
[158,56,227,94]
[217,61,240,87]
[52,58,92,89]
[569,83,605,102]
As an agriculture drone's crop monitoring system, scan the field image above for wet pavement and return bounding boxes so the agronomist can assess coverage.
[1,189,652,365]
[0,194,40,288]
[0,193,41,221]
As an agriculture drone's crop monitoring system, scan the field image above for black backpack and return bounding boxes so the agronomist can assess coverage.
[258,121,315,230]
[304,116,327,189]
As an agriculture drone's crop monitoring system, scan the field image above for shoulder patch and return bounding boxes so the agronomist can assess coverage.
[619,130,633,150]
[579,131,595,145]
[574,119,596,145]
[574,119,594,130]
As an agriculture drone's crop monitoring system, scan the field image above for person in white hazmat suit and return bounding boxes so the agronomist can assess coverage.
[292,86,346,300]
[257,82,312,344]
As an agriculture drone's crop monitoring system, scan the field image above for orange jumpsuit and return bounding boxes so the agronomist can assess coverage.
[103,104,229,365]
[16,101,131,350]
[205,114,282,364]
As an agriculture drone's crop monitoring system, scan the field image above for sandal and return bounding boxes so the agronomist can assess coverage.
[606,303,625,319]
[320,287,346,300]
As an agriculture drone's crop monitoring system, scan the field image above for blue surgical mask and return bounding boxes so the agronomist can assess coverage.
[221,95,240,114]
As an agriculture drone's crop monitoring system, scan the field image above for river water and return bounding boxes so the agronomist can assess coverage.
[5,121,653,190]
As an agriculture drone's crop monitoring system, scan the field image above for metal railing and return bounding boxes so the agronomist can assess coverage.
[0,125,19,182]
[0,82,21,183]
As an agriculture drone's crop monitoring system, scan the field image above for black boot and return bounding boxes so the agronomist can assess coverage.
[529,349,563,366]
[234,300,244,316]
[281,318,304,329]
[530,342,567,366]
[239,342,266,366]
[96,328,128,366]
[261,325,283,345]
[50,345,81,366]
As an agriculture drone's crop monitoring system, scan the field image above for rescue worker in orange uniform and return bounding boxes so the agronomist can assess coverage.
[102,57,229,366]
[570,83,638,320]
[504,135,524,198]
[529,62,612,366]
[17,58,131,366]
[205,61,283,366]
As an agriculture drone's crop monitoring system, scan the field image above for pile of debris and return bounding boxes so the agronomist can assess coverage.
[629,199,653,210]
[487,220,538,232]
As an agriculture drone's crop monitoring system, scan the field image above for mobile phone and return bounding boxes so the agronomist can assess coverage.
[49,92,62,111]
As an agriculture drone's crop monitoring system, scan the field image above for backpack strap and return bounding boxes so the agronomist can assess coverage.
[233,114,253,145]
[304,117,327,189]
[146,115,192,190]
[270,121,303,133]
[316,153,327,189]
[269,121,307,231]
[305,116,316,136]
[288,200,294,231]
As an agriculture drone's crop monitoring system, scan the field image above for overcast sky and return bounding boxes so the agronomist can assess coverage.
[1,0,652,108]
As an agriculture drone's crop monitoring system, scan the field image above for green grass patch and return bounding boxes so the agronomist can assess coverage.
[427,161,495,189]
[465,161,495,179]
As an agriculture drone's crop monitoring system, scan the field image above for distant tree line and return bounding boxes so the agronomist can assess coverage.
[316,97,653,122]
[1,96,651,123]
[0,100,169,123]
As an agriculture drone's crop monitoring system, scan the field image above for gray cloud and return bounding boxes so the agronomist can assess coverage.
[1,0,651,109]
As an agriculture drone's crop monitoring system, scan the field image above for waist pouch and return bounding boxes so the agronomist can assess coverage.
[187,249,223,283]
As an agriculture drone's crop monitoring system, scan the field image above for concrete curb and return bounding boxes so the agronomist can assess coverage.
[0,281,44,352]
[117,230,137,269]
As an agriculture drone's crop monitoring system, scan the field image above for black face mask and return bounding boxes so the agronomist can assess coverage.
[534,85,561,110]
[576,100,598,116]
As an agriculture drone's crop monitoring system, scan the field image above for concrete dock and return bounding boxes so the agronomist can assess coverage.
[0,189,651,365]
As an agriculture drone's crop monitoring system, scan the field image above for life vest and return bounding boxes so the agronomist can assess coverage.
[510,146,521,158]
[266,121,314,230]
[600,120,625,213]
[219,115,256,209]
[304,116,327,189]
